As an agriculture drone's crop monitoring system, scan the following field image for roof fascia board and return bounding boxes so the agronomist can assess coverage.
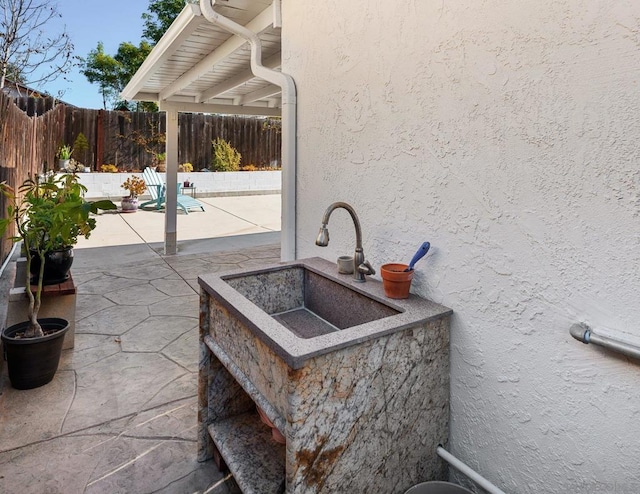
[197,51,280,102]
[121,4,203,100]
[159,3,276,101]
[159,100,281,117]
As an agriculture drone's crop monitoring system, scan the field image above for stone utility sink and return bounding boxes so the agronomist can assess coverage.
[199,257,450,369]
[198,257,452,493]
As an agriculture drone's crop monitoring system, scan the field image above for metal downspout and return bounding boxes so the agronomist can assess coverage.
[199,0,297,261]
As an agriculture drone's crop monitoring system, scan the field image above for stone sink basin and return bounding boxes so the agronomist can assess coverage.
[225,263,400,339]
[198,257,452,369]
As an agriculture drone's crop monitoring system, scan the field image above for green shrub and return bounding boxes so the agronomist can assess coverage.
[73,133,89,156]
[100,164,118,173]
[211,137,241,172]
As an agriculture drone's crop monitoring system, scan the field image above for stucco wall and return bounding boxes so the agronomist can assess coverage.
[284,1,640,493]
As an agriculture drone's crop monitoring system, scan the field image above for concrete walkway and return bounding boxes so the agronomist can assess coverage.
[76,194,281,254]
[0,195,281,493]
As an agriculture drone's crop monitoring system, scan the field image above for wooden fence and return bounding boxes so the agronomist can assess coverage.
[10,95,282,171]
[0,93,53,261]
[0,92,282,261]
[13,96,60,117]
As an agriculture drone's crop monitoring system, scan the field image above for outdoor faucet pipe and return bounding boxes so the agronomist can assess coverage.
[199,0,297,261]
[570,323,640,361]
[316,202,375,282]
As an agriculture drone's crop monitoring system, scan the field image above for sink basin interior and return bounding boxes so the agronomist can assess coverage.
[223,266,400,339]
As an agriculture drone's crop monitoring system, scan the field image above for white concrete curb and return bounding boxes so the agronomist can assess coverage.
[74,170,281,200]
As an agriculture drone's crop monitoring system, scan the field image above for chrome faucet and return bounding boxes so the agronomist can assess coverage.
[315,202,375,282]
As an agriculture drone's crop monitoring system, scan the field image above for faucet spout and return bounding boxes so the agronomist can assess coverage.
[315,202,372,282]
[315,225,329,246]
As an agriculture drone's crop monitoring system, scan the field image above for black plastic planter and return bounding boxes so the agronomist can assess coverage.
[1,318,69,390]
[31,247,73,285]
[29,247,74,285]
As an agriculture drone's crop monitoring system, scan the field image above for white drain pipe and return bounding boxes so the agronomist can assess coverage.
[0,243,18,279]
[199,0,297,261]
[437,446,508,494]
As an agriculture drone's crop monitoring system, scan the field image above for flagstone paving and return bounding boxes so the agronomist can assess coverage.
[0,242,281,494]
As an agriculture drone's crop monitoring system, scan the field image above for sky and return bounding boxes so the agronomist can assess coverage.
[37,0,150,109]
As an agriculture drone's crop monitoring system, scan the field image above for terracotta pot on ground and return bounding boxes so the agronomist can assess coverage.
[380,263,414,299]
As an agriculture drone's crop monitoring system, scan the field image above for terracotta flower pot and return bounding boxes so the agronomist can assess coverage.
[257,405,285,444]
[380,263,414,299]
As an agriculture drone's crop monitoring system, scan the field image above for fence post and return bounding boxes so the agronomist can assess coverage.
[96,110,104,170]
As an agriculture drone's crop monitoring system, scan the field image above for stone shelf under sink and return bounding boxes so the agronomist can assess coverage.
[198,257,452,493]
[207,412,285,494]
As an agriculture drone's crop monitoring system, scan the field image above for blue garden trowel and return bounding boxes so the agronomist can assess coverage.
[404,242,430,272]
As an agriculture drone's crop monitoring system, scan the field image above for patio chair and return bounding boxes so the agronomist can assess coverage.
[140,167,205,214]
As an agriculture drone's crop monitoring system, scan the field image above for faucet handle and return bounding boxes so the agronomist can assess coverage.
[358,261,375,276]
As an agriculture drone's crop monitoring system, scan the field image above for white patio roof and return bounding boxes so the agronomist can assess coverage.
[121,0,295,261]
[121,0,282,116]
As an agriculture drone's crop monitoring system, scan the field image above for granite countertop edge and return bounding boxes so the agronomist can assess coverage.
[198,257,452,369]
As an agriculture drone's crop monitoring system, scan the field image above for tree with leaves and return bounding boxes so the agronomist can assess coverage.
[115,41,153,85]
[142,0,185,44]
[81,0,182,109]
[80,42,120,109]
[0,0,74,91]
[4,62,23,84]
[81,40,154,110]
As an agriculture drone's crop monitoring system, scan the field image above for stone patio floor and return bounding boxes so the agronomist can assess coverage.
[0,198,282,493]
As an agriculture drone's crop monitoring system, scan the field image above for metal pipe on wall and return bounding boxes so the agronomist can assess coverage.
[570,323,640,361]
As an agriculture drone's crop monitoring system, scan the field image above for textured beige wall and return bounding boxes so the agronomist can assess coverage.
[284,1,640,492]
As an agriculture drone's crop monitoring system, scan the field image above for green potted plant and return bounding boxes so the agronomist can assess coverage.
[155,152,167,172]
[56,144,73,170]
[120,175,147,212]
[0,173,116,389]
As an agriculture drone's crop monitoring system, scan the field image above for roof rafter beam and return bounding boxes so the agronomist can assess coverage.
[159,100,281,117]
[159,3,276,101]
[197,51,280,103]
[234,84,281,105]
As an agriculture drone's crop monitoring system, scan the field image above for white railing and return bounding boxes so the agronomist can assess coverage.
[570,323,640,361]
